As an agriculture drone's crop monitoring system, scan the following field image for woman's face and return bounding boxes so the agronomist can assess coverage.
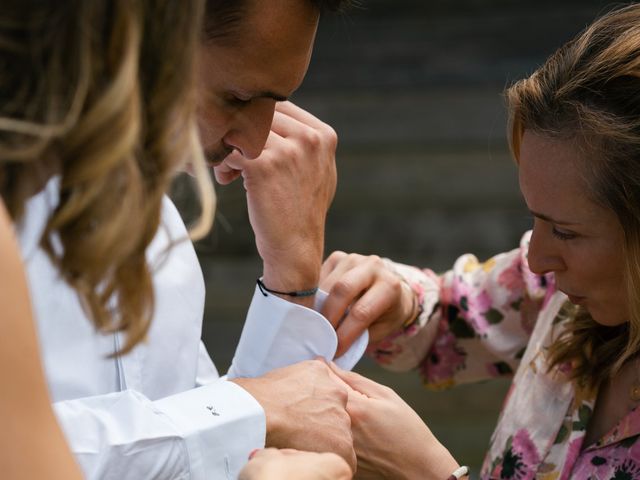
[518,131,629,326]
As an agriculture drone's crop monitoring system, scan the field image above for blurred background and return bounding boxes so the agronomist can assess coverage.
[177,0,622,474]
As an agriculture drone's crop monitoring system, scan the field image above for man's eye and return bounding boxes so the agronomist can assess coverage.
[227,95,251,107]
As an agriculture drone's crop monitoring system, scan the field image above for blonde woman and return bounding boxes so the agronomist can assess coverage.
[0,197,83,479]
[2,0,363,478]
[318,4,640,478]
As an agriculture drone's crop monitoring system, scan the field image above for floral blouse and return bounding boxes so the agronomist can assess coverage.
[371,232,640,479]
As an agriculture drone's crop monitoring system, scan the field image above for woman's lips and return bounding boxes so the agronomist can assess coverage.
[564,292,587,305]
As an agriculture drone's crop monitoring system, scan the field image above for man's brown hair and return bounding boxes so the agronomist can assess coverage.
[204,0,354,42]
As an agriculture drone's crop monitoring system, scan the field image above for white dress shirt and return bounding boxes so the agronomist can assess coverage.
[16,177,366,480]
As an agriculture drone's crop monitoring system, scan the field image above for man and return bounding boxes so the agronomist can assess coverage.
[26,1,364,479]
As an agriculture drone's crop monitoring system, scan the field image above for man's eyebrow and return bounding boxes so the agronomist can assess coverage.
[529,209,579,226]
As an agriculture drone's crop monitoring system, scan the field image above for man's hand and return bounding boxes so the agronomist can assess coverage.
[214,102,337,305]
[231,360,356,472]
[238,448,352,480]
[320,252,418,356]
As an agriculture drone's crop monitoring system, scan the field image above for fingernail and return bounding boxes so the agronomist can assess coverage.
[248,449,261,460]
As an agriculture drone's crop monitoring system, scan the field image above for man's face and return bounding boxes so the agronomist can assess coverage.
[197,0,319,165]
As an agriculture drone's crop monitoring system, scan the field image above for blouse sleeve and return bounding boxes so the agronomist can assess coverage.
[369,231,555,389]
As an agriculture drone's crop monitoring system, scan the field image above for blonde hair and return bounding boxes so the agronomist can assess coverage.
[506,3,640,389]
[0,0,215,354]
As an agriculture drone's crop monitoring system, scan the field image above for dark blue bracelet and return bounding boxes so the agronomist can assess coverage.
[256,278,319,297]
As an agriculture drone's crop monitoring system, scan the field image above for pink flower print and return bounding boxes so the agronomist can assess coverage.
[486,362,501,378]
[612,458,640,478]
[440,278,456,306]
[448,275,497,335]
[571,450,615,480]
[630,432,640,457]
[457,288,494,335]
[498,429,540,480]
[522,244,555,302]
[421,321,466,389]
[512,429,540,471]
[498,256,526,301]
[489,462,503,479]
[468,289,493,333]
[558,436,583,480]
[572,448,640,480]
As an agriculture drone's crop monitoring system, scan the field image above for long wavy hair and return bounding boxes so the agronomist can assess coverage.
[0,0,215,354]
[506,3,640,389]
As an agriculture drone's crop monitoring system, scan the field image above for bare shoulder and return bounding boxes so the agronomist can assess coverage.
[0,198,36,365]
[0,200,27,309]
[0,199,83,478]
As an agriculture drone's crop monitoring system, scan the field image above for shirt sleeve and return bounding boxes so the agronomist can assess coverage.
[54,380,265,480]
[227,285,368,379]
[370,231,555,389]
[195,340,219,387]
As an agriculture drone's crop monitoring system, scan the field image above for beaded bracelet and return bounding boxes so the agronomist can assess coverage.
[447,466,470,480]
[256,278,319,298]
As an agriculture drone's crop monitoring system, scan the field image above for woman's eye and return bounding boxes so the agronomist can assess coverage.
[551,226,576,241]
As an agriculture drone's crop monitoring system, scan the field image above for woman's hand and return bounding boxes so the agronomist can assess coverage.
[320,252,418,356]
[328,363,460,480]
[238,448,352,480]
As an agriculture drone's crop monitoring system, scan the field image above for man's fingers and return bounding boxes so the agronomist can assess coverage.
[213,161,242,185]
[328,362,390,399]
[269,107,309,139]
[275,100,326,129]
[218,149,246,167]
[274,102,337,151]
[221,132,288,181]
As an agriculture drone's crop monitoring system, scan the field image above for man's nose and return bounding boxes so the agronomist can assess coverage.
[223,100,277,159]
[527,221,565,275]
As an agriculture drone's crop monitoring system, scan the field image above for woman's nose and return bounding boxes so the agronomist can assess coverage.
[527,222,566,275]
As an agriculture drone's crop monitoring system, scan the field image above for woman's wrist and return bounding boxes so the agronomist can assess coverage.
[404,445,461,480]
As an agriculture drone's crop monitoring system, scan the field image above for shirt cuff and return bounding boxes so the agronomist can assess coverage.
[153,380,265,480]
[228,285,368,379]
